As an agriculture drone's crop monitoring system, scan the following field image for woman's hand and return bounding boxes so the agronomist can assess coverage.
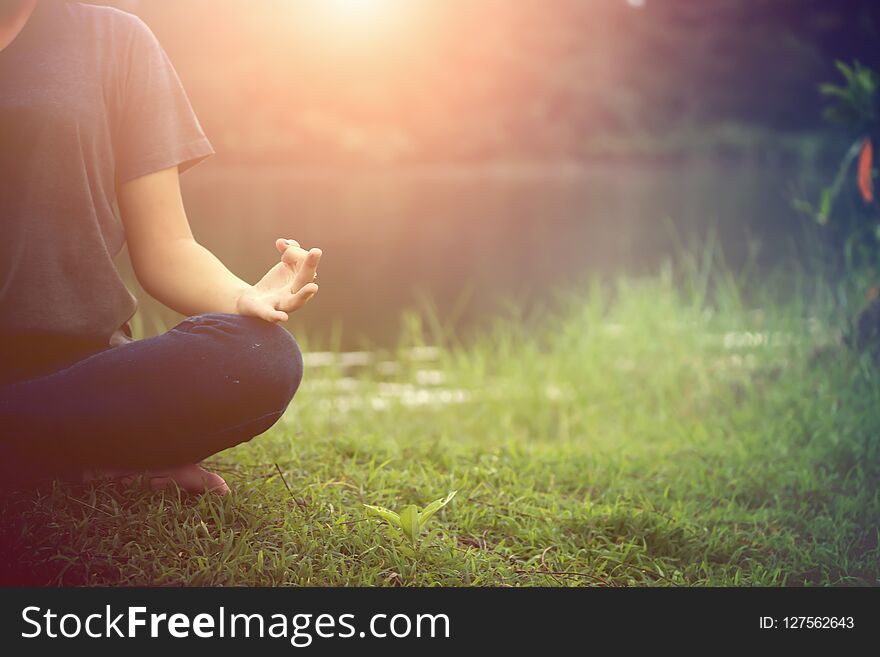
[234,239,322,323]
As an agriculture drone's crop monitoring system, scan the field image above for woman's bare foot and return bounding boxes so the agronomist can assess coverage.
[83,463,230,495]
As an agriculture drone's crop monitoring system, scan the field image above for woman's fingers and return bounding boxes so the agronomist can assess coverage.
[278,282,319,312]
[276,238,310,270]
[257,303,289,323]
[291,248,322,292]
[274,239,322,292]
[275,238,300,254]
[280,244,309,268]
[241,294,289,323]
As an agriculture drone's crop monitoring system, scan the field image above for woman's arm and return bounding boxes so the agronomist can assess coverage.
[117,165,320,322]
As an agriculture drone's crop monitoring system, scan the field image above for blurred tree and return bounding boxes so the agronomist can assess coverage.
[99,0,880,165]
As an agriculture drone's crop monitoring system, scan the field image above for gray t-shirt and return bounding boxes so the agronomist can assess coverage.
[0,1,213,380]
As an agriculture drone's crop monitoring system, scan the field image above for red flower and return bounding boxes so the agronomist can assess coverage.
[857,137,874,203]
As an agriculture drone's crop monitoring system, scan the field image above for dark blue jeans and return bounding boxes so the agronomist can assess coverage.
[0,314,303,487]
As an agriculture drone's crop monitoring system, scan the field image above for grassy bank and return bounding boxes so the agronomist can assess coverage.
[2,264,879,586]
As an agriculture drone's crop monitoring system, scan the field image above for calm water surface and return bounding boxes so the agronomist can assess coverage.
[119,161,817,347]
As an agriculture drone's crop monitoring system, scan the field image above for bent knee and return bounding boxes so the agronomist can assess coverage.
[234,317,303,410]
[260,322,304,408]
[180,313,304,412]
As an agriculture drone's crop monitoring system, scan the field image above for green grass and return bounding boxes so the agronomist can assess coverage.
[2,263,879,586]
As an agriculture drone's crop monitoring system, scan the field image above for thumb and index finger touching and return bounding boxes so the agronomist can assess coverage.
[274,237,322,293]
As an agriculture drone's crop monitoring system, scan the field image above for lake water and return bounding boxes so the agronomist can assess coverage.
[119,161,820,347]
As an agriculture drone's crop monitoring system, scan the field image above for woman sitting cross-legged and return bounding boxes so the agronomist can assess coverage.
[0,0,320,495]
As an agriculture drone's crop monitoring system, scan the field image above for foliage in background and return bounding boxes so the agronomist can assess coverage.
[794,60,878,265]
[821,61,878,131]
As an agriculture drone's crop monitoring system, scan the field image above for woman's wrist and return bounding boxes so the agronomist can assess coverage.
[231,282,252,315]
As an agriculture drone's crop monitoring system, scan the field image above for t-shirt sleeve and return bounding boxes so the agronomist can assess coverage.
[113,16,214,184]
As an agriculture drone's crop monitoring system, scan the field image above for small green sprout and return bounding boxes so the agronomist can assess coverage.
[364,491,457,545]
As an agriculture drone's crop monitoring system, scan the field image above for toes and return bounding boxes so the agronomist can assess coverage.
[84,464,230,495]
[143,465,231,495]
[199,467,230,496]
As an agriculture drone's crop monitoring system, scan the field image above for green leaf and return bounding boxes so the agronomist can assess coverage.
[383,525,402,542]
[818,189,832,225]
[791,198,814,216]
[399,505,421,545]
[418,490,458,525]
[814,138,865,226]
[364,504,400,527]
[819,83,846,99]
[855,66,876,94]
